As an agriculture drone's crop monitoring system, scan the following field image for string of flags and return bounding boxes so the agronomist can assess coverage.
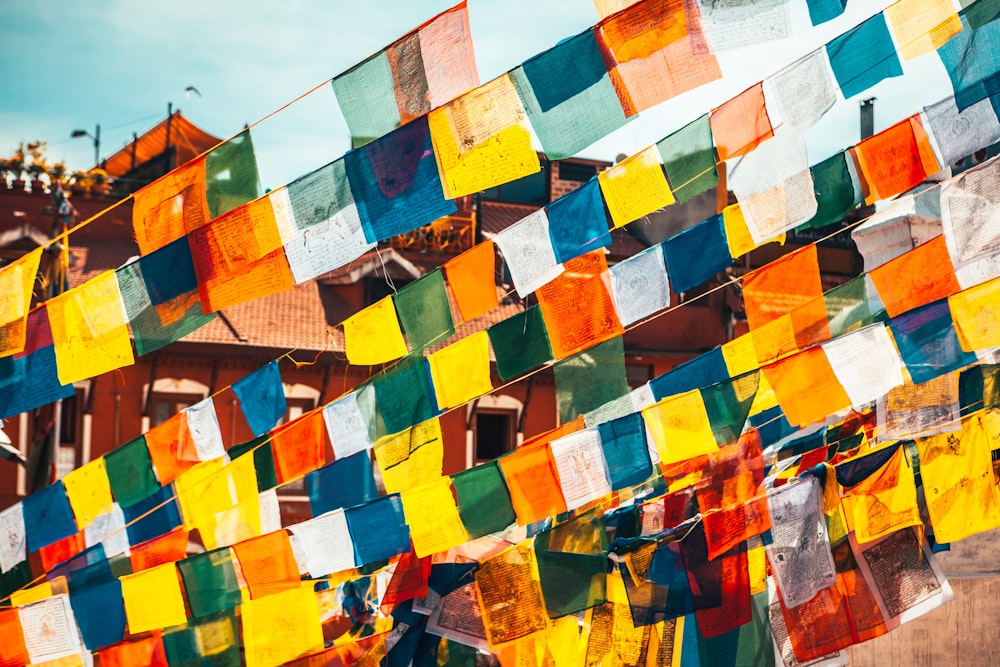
[3,0,1000,665]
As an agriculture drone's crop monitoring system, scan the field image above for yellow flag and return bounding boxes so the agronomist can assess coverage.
[10,582,52,607]
[374,418,444,494]
[598,146,674,228]
[0,247,42,358]
[400,477,469,558]
[120,563,188,633]
[721,333,759,377]
[841,446,921,543]
[342,296,409,365]
[917,411,1000,543]
[176,455,260,550]
[885,0,962,60]
[48,270,134,385]
[61,457,114,530]
[949,276,1000,352]
[242,583,324,667]
[427,331,493,409]
[642,390,719,464]
[476,541,549,648]
[428,74,540,199]
[723,203,784,259]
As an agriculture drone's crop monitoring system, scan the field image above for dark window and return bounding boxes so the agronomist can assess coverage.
[60,390,82,445]
[557,161,597,183]
[365,277,412,307]
[625,364,653,389]
[151,392,204,427]
[475,410,516,462]
[480,166,549,205]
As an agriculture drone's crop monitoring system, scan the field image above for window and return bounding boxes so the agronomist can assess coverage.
[151,392,204,427]
[475,410,517,463]
[56,389,85,479]
[625,364,653,389]
[557,161,597,183]
[365,277,412,307]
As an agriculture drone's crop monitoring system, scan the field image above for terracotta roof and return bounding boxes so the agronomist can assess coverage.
[478,200,536,236]
[101,112,222,177]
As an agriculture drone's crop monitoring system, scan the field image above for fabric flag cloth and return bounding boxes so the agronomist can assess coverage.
[117,259,214,357]
[269,408,327,486]
[741,244,828,352]
[104,434,159,508]
[949,275,1000,351]
[232,360,287,437]
[886,0,962,60]
[650,346,730,399]
[852,116,941,205]
[204,129,261,219]
[287,509,356,577]
[17,595,83,665]
[763,50,836,131]
[868,235,961,318]
[122,484,183,546]
[306,451,379,516]
[546,179,612,264]
[536,251,624,360]
[69,578,126,650]
[232,530,302,599]
[332,1,478,142]
[131,157,208,255]
[937,13,1000,110]
[801,150,861,229]
[0,247,41,358]
[553,336,629,424]
[826,13,903,99]
[658,114,718,203]
[549,429,612,510]
[322,391,374,460]
[0,308,75,420]
[917,412,1000,542]
[345,493,410,565]
[925,97,1000,168]
[22,480,77,553]
[838,445,921,543]
[762,346,852,426]
[177,547,242,618]
[940,157,1000,288]
[138,235,198,307]
[144,410,200,485]
[765,476,837,609]
[429,73,540,198]
[394,269,454,351]
[890,300,977,384]
[661,213,733,294]
[95,632,168,667]
[428,330,493,409]
[400,477,469,557]
[498,443,568,526]
[806,0,846,24]
[609,244,671,326]
[242,583,324,667]
[730,129,818,244]
[443,241,498,322]
[47,270,134,385]
[597,412,653,490]
[643,389,720,465]
[451,462,516,538]
[487,305,554,381]
[511,30,629,160]
[345,115,457,243]
[342,296,409,366]
[373,418,443,494]
[0,607,31,667]
[62,457,114,530]
[476,542,550,647]
[710,83,773,161]
[698,0,791,52]
[598,146,675,229]
[0,504,26,572]
[282,159,374,283]
[493,209,564,298]
[371,355,438,436]
[596,0,722,116]
[120,563,188,634]
[723,201,786,261]
[822,323,905,408]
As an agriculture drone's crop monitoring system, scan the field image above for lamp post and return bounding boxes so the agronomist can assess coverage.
[71,123,101,166]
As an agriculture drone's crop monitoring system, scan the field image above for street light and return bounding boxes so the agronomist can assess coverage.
[71,124,101,166]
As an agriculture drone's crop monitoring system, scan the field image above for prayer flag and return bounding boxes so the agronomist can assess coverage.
[131,157,208,255]
[322,391,374,459]
[868,235,961,318]
[949,275,1000,351]
[287,509,356,577]
[661,213,733,294]
[764,50,836,131]
[242,583,324,667]
[609,244,671,326]
[120,563,187,634]
[826,13,903,99]
[306,451,378,516]
[886,0,962,60]
[205,129,261,219]
[394,269,454,350]
[451,462,516,538]
[761,347,852,427]
[345,494,410,565]
[599,146,674,229]
[343,296,409,365]
[428,330,493,409]
[488,305,554,381]
[104,435,159,508]
[657,114,718,203]
[232,361,286,437]
[372,355,438,435]
[493,209,564,298]
[400,477,469,558]
[498,443,567,526]
[553,336,628,424]
[62,458,113,530]
[710,83,773,161]
[0,247,41,358]
[269,408,327,485]
[937,13,1000,110]
[643,390,720,465]
[232,530,302,599]
[22,480,77,553]
[48,270,134,385]
[444,241,498,322]
[546,179,612,263]
[373,418,444,494]
[852,116,941,205]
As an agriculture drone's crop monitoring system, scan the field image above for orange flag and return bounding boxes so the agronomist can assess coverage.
[132,157,209,255]
[868,235,960,318]
[443,241,498,322]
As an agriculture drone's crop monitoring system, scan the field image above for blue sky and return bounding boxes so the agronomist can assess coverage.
[0,0,954,190]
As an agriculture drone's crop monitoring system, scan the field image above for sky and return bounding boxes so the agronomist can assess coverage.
[0,0,956,191]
